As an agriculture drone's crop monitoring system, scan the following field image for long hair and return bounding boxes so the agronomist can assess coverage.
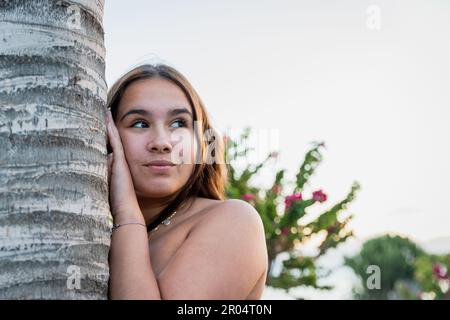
[107,64,228,231]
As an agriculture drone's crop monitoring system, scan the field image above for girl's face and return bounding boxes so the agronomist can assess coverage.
[115,77,197,199]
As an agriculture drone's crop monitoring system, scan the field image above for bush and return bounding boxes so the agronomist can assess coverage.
[224,127,361,296]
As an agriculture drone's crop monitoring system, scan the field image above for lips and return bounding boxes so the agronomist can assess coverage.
[144,160,176,167]
[144,160,175,174]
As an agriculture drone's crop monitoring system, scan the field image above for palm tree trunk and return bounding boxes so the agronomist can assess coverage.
[0,0,110,299]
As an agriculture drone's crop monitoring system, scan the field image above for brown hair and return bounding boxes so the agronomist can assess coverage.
[107,64,228,231]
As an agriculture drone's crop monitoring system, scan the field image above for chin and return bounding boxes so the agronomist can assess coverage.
[136,183,179,198]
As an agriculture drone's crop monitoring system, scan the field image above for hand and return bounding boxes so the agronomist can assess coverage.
[106,110,144,223]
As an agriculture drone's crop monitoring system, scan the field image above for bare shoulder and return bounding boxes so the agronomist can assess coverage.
[158,198,268,299]
[191,198,268,276]
[199,198,265,228]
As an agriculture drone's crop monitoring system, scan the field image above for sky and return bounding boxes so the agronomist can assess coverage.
[103,0,450,244]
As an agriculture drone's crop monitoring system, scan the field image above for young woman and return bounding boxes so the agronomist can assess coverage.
[105,64,268,299]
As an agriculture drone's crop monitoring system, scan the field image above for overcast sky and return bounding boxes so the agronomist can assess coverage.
[104,0,450,243]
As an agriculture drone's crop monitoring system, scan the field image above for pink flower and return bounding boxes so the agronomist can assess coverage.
[223,135,229,145]
[433,263,448,280]
[281,227,290,236]
[242,193,255,202]
[285,192,302,209]
[313,190,327,203]
[433,263,441,274]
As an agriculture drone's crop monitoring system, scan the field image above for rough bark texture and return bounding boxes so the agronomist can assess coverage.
[0,0,110,299]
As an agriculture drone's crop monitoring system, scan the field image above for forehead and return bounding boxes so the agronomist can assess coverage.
[118,77,192,116]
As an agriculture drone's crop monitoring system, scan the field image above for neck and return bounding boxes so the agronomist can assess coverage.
[137,194,194,226]
[136,194,175,226]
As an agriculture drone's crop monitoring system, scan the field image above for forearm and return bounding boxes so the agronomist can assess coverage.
[108,212,161,300]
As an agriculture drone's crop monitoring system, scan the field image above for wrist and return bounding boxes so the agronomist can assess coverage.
[112,206,145,225]
[112,221,146,232]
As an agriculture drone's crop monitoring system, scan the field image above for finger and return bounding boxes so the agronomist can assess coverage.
[106,111,125,156]
[107,153,113,185]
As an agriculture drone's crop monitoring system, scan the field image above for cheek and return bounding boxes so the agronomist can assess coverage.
[178,164,195,184]
[119,134,144,163]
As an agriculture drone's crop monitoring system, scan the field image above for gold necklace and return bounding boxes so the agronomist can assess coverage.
[147,202,187,236]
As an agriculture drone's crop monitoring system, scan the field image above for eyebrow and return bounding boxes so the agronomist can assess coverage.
[119,107,193,122]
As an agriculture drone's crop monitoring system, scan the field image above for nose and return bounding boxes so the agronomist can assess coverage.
[146,127,173,153]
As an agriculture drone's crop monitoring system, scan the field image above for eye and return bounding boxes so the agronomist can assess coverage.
[131,120,149,128]
[171,119,187,128]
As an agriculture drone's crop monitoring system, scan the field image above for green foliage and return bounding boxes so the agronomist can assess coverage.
[345,234,424,299]
[224,128,361,297]
[345,234,450,300]
[413,253,450,299]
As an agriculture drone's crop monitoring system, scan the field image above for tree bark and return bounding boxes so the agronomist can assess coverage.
[0,0,110,299]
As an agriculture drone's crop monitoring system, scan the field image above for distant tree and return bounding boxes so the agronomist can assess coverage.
[345,234,425,299]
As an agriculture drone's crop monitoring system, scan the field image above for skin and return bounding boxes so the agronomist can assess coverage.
[106,77,268,299]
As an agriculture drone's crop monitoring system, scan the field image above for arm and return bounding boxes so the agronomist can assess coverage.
[108,209,161,300]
